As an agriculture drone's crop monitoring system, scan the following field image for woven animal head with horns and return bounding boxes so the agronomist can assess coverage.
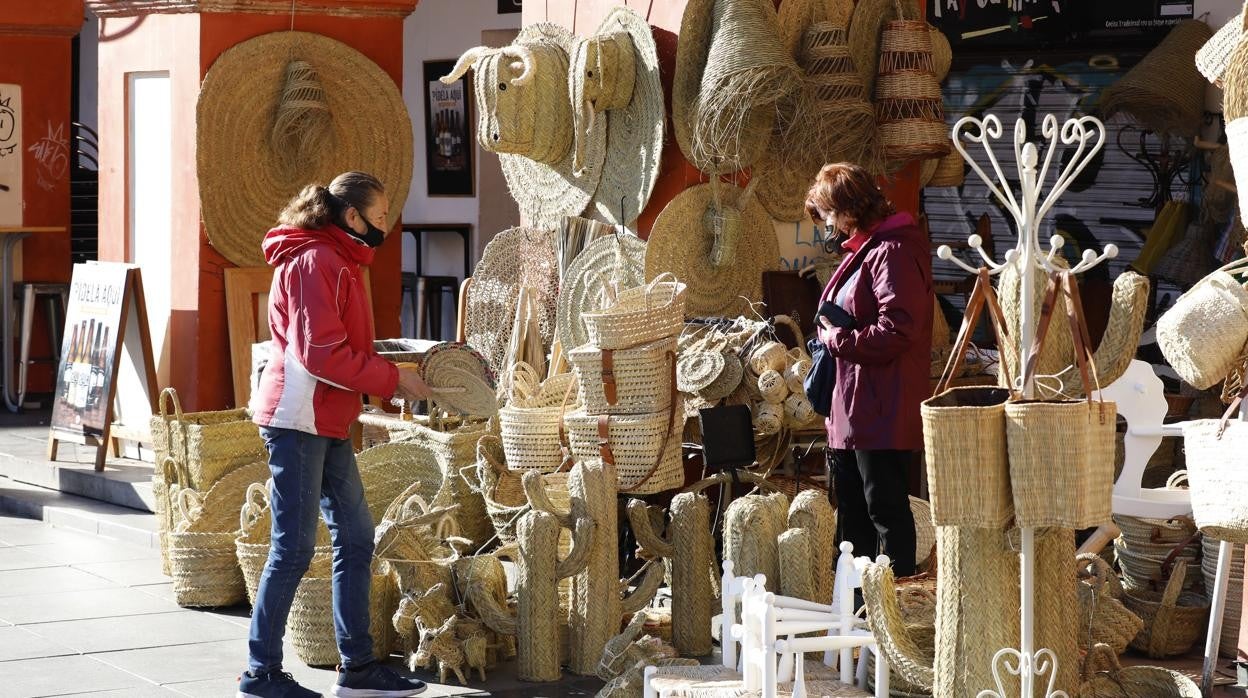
[442,42,573,166]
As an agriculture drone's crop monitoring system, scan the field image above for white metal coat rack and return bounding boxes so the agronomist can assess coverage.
[937,113,1115,698]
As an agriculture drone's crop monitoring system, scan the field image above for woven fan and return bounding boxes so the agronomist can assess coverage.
[428,366,499,417]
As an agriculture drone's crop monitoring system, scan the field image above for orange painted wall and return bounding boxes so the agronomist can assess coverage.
[523,0,923,236]
[0,1,81,392]
[97,10,406,412]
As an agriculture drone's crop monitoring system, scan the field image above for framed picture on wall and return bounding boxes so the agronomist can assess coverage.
[423,60,474,197]
[498,0,521,14]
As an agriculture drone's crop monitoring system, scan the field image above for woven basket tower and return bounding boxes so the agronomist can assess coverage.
[723,492,790,585]
[873,4,949,162]
[628,493,715,657]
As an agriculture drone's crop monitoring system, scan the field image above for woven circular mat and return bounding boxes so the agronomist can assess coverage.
[582,7,666,228]
[465,227,559,374]
[197,31,412,268]
[500,23,607,230]
[677,351,726,393]
[556,232,647,354]
[645,183,780,318]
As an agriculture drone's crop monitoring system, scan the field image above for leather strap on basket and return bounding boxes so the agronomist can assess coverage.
[1025,271,1101,402]
[618,351,680,492]
[602,349,618,405]
[1215,376,1248,438]
[934,268,1013,396]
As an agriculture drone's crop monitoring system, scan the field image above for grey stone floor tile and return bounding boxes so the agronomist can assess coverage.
[21,537,161,565]
[204,607,254,630]
[133,581,177,603]
[0,586,181,624]
[0,654,151,696]
[72,559,170,587]
[0,515,42,526]
[57,687,180,697]
[160,676,242,697]
[0,565,117,598]
[0,523,90,547]
[0,545,60,571]
[89,638,253,685]
[0,625,79,662]
[25,610,248,654]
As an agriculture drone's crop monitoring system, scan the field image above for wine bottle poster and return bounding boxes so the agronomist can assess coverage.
[50,263,129,438]
[424,59,474,197]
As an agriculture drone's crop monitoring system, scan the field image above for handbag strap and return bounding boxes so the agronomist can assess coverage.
[618,351,680,492]
[601,349,618,405]
[1216,375,1248,437]
[1060,271,1101,402]
[934,268,1013,396]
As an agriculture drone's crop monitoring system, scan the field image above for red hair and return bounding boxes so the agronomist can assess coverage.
[805,162,895,233]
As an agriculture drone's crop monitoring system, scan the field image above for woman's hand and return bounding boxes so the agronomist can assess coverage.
[817,315,835,347]
[394,366,432,402]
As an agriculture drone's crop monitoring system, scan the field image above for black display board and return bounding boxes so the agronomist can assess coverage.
[929,1,1194,50]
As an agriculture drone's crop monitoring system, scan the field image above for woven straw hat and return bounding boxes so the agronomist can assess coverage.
[645,182,780,317]
[673,0,802,175]
[556,231,647,355]
[577,7,666,227]
[465,227,559,374]
[1099,20,1213,138]
[197,31,413,268]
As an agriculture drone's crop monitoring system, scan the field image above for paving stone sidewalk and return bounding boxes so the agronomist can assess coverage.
[0,513,600,697]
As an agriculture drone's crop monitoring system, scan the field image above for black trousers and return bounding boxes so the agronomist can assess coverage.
[828,448,918,577]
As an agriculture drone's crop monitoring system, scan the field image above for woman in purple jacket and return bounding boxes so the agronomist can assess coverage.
[805,163,933,576]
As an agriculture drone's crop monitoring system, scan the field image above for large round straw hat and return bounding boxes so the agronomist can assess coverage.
[575,7,666,228]
[556,231,647,354]
[672,0,802,175]
[465,227,559,374]
[197,31,413,268]
[645,182,780,317]
[499,24,607,229]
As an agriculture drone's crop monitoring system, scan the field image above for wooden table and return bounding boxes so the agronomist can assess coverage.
[0,227,66,412]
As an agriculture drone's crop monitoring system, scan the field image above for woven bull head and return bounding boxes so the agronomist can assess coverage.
[442,42,573,166]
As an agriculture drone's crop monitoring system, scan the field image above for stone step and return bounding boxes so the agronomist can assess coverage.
[0,427,155,513]
[0,476,159,548]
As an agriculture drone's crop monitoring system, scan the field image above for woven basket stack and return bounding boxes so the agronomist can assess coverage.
[872,3,949,162]
[1112,514,1202,593]
[566,277,688,495]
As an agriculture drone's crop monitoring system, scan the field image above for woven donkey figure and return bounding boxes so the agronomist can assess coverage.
[628,492,716,657]
[527,460,665,676]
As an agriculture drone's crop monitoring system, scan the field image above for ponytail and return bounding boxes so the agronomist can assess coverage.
[276,171,385,230]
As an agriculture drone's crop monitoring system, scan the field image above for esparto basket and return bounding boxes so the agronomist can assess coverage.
[1076,642,1200,697]
[563,401,685,495]
[1122,560,1210,659]
[234,481,333,606]
[499,368,579,474]
[581,274,686,350]
[287,562,398,666]
[1181,391,1248,543]
[569,339,676,415]
[168,488,246,608]
[152,387,267,491]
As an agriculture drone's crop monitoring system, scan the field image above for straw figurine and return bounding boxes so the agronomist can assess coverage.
[412,615,469,685]
[787,490,837,603]
[724,492,791,584]
[627,492,716,656]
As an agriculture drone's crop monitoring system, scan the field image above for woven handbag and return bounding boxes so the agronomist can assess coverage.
[1122,560,1211,659]
[500,367,579,474]
[1076,643,1200,697]
[582,274,686,350]
[153,387,267,491]
[1075,554,1144,655]
[923,269,1016,528]
[1156,257,1248,389]
[235,481,333,606]
[568,337,676,415]
[1006,272,1116,529]
[1181,381,1248,543]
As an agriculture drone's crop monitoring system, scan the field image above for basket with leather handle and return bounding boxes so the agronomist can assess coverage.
[567,337,676,415]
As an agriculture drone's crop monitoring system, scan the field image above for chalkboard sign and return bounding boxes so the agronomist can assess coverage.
[929,1,1194,50]
[48,262,156,470]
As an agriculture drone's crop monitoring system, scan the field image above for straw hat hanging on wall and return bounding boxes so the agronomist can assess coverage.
[645,182,781,318]
[1099,19,1213,138]
[672,0,802,175]
[443,24,607,229]
[571,7,665,228]
[197,31,413,268]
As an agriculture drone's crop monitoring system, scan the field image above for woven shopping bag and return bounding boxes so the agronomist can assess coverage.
[152,387,267,491]
[1006,272,1116,529]
[1155,257,1248,390]
[1181,381,1248,543]
[922,268,1016,528]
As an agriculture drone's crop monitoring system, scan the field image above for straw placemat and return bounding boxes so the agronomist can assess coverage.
[645,182,780,317]
[499,24,607,229]
[197,31,412,268]
[556,232,647,356]
[582,7,666,227]
[465,227,559,374]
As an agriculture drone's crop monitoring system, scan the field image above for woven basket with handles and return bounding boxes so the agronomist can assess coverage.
[1122,560,1211,658]
[151,387,266,492]
[582,275,686,351]
[568,337,676,415]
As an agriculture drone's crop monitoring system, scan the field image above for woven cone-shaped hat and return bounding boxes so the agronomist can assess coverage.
[1099,19,1213,138]
[556,231,647,355]
[645,182,780,317]
[580,7,666,228]
[496,24,607,229]
[673,0,802,175]
[197,31,413,268]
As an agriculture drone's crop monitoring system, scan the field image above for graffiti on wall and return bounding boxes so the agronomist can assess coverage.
[28,121,68,193]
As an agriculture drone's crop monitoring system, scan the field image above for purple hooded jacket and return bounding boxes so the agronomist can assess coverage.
[820,212,933,451]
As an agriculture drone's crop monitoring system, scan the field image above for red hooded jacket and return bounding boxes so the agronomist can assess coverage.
[821,212,933,451]
[250,223,399,439]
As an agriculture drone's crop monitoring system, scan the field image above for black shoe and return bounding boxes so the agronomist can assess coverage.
[237,669,322,698]
[331,662,427,697]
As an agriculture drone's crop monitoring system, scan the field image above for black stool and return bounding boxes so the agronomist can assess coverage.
[16,282,69,408]
[401,273,459,340]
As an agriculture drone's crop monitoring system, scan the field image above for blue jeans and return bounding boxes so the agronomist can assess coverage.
[248,427,376,672]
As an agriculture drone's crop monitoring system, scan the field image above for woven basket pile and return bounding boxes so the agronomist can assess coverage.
[566,277,687,495]
[1112,514,1202,592]
[234,481,334,606]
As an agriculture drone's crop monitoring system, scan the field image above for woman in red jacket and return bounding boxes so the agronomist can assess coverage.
[241,172,429,698]
[806,163,933,577]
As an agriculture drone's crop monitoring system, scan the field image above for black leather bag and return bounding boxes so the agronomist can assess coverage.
[805,336,835,417]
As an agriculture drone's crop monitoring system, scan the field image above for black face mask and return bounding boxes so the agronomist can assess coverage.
[341,209,386,248]
[822,223,849,254]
